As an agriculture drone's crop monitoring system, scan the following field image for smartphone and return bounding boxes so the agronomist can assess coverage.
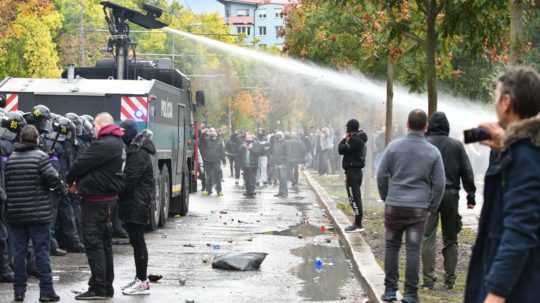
[463,128,491,144]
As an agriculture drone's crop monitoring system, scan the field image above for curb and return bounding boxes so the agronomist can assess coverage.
[304,171,385,303]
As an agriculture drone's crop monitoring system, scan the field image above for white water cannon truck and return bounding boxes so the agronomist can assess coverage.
[0,1,204,230]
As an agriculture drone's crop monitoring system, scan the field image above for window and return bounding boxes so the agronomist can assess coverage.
[258,10,267,18]
[275,26,284,37]
[236,9,249,16]
[259,26,267,36]
[275,9,283,18]
[237,26,251,35]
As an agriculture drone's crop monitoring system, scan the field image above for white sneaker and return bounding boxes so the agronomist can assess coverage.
[122,279,150,296]
[121,278,137,291]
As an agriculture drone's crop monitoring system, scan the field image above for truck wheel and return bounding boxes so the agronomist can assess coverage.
[149,170,162,231]
[179,169,190,216]
[159,165,171,227]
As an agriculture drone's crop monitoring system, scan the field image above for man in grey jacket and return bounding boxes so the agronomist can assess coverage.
[377,109,445,303]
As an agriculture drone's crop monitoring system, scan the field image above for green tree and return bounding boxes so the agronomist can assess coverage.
[0,0,62,78]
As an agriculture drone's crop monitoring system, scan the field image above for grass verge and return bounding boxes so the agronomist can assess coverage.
[311,172,476,303]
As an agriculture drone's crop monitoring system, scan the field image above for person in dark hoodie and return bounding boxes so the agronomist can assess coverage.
[6,125,64,302]
[238,133,263,198]
[203,128,226,196]
[338,119,368,232]
[118,121,155,296]
[421,112,476,290]
[66,113,125,300]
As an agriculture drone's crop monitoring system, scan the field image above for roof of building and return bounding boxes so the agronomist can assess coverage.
[0,78,156,96]
[228,16,255,24]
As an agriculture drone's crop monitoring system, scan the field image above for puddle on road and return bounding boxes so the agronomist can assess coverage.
[267,223,323,237]
[290,243,351,301]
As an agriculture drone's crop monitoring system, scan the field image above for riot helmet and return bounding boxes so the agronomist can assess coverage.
[29,105,52,132]
[65,112,83,136]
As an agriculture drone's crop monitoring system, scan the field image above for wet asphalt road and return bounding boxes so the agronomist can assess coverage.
[0,174,366,302]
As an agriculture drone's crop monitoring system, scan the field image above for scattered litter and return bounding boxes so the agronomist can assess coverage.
[256,220,261,223]
[227,240,233,244]
[314,257,324,272]
[148,275,163,282]
[247,238,253,242]
[178,278,187,286]
[202,257,210,264]
[212,244,221,250]
[219,210,228,214]
[212,252,268,271]
[183,244,195,248]
[325,238,332,244]
[320,226,327,233]
[206,243,212,247]
[52,276,60,281]
[161,234,168,239]
[297,234,304,239]
[186,300,195,303]
[71,290,84,295]
[231,218,234,222]
[174,215,181,218]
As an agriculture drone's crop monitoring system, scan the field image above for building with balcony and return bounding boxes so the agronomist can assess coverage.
[217,0,297,48]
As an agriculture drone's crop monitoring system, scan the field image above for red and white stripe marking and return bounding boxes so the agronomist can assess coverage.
[5,94,18,112]
[121,96,148,122]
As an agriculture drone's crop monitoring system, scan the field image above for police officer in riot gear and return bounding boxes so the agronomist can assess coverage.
[44,115,85,253]
[0,112,18,282]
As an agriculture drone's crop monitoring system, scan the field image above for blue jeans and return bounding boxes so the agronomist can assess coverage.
[9,223,54,295]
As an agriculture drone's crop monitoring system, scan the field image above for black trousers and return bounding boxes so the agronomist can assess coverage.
[243,167,257,195]
[125,223,148,281]
[81,201,115,295]
[206,162,222,193]
[227,156,235,177]
[345,169,363,225]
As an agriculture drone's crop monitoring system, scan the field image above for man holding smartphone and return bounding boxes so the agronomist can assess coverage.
[464,66,540,303]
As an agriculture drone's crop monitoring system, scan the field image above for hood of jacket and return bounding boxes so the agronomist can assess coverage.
[98,124,124,139]
[427,112,450,136]
[13,142,39,152]
[128,129,156,155]
[505,115,540,148]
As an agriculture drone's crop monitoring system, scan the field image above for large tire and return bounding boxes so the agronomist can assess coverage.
[178,169,190,216]
[159,165,171,227]
[149,169,161,231]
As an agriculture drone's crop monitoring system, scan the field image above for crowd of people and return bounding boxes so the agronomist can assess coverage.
[197,125,352,198]
[0,106,157,301]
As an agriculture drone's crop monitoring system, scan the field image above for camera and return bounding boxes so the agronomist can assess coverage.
[463,128,491,144]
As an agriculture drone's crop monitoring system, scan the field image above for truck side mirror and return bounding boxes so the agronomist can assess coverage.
[196,91,205,107]
[0,95,5,108]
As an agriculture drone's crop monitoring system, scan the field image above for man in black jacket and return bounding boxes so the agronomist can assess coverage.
[238,133,263,198]
[272,132,289,198]
[338,119,368,232]
[422,112,476,290]
[118,121,155,296]
[202,128,225,196]
[6,125,63,302]
[66,113,125,300]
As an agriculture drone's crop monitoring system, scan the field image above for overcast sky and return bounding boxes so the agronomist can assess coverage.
[181,0,224,15]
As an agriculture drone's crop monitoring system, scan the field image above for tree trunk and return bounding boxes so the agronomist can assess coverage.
[385,58,394,146]
[509,0,524,64]
[426,0,438,117]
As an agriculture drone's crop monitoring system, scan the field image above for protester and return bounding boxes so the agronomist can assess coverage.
[377,109,445,303]
[286,133,307,188]
[202,128,225,196]
[464,67,540,303]
[6,125,64,302]
[272,132,288,197]
[318,127,334,175]
[256,130,270,187]
[66,113,125,300]
[239,133,262,198]
[421,111,476,290]
[118,121,155,296]
[225,132,239,178]
[338,119,368,233]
